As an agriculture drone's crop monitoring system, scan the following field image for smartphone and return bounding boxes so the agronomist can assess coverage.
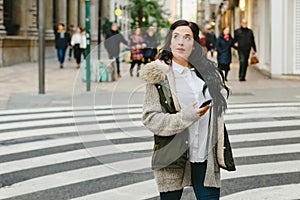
[199,99,212,108]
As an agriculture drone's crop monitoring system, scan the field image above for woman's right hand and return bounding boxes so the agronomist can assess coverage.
[197,104,211,116]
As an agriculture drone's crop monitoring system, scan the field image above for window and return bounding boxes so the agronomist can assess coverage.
[4,0,20,35]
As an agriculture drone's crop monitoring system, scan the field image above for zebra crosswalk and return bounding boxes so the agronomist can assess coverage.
[0,102,299,200]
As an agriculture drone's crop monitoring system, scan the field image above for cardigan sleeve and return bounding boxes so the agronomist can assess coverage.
[142,83,200,136]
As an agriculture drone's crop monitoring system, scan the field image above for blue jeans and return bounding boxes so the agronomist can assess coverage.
[191,161,220,200]
[115,57,120,74]
[57,48,66,65]
[159,161,220,200]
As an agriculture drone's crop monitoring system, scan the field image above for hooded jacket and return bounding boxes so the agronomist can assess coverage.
[140,60,225,192]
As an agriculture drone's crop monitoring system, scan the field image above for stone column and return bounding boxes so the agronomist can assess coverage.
[68,0,78,27]
[270,0,284,75]
[14,0,26,36]
[27,0,38,36]
[45,0,54,39]
[90,0,97,41]
[0,0,6,35]
[57,0,67,25]
[79,0,85,28]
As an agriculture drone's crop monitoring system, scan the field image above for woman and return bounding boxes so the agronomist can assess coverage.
[80,28,87,60]
[129,27,146,77]
[71,27,84,69]
[140,20,230,199]
[215,27,235,81]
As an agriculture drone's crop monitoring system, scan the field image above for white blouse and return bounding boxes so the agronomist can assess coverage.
[71,33,82,46]
[172,61,211,163]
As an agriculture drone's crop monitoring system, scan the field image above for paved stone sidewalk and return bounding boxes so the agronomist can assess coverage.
[0,56,300,110]
[0,57,145,110]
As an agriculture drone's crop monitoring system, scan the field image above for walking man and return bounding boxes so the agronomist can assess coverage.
[234,19,257,81]
[104,23,128,78]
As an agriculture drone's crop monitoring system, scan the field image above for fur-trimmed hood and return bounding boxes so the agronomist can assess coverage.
[140,59,170,84]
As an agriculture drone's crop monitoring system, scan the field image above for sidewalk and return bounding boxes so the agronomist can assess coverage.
[0,57,145,110]
[0,56,300,110]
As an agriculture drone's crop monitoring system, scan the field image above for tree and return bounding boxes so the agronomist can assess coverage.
[101,17,113,37]
[127,0,169,29]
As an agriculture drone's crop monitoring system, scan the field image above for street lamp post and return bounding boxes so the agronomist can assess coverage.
[98,0,102,60]
[38,0,45,94]
[114,2,117,23]
[85,0,91,91]
[114,7,122,24]
[180,0,183,18]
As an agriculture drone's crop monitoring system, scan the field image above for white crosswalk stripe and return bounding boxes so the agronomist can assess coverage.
[221,183,300,200]
[0,102,299,200]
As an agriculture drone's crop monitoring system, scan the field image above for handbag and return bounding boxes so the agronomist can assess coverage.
[250,54,259,64]
[216,124,236,171]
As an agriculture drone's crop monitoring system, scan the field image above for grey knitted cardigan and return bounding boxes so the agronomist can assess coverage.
[140,60,225,193]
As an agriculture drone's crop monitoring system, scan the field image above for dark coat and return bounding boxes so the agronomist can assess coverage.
[143,33,158,59]
[104,30,128,58]
[204,32,216,50]
[234,27,257,52]
[215,34,234,64]
[54,31,70,49]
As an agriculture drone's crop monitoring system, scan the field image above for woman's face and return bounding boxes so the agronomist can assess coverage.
[135,28,141,35]
[58,24,64,30]
[223,27,230,35]
[170,26,194,61]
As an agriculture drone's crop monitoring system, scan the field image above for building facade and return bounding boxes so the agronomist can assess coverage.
[0,0,113,67]
[0,0,180,67]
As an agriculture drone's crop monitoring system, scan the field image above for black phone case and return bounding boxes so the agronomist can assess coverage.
[199,100,212,108]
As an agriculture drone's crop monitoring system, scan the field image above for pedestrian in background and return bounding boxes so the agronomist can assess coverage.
[71,27,84,69]
[234,18,257,81]
[54,23,70,69]
[104,23,128,78]
[80,28,87,59]
[129,27,146,77]
[204,25,216,58]
[215,26,235,81]
[143,27,158,64]
[199,31,206,47]
[140,19,231,200]
[67,24,75,61]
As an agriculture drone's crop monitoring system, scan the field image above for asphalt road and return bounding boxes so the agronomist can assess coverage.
[0,101,299,199]
[0,56,300,199]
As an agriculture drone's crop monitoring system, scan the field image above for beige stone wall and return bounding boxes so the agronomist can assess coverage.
[0,37,36,66]
[0,0,111,66]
